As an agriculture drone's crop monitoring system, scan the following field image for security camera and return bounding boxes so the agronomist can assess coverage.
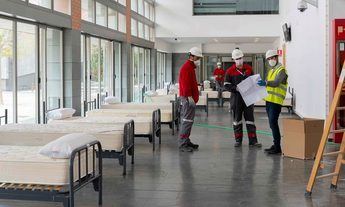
[297,0,308,12]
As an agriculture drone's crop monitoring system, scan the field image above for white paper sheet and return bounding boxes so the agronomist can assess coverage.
[237,74,268,107]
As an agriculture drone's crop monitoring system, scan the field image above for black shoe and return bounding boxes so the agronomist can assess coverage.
[265,145,275,152]
[249,142,262,148]
[179,144,194,152]
[187,141,199,150]
[234,142,242,147]
[267,148,282,155]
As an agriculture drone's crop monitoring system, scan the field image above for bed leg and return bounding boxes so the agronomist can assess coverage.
[172,122,175,135]
[131,146,135,164]
[69,191,74,207]
[98,177,103,205]
[122,149,127,176]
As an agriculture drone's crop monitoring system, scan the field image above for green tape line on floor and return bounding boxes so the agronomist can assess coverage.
[194,123,273,137]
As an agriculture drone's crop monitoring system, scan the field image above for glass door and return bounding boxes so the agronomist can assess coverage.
[17,22,38,123]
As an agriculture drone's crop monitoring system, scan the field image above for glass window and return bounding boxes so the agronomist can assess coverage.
[150,4,154,21]
[144,49,150,90]
[54,0,71,14]
[46,28,62,110]
[108,7,118,30]
[144,1,150,19]
[138,0,144,15]
[131,18,138,37]
[29,0,51,9]
[131,0,137,12]
[144,24,149,40]
[17,22,37,123]
[0,18,14,123]
[150,27,154,42]
[96,2,107,27]
[90,37,100,101]
[114,42,121,99]
[118,0,126,6]
[82,0,94,22]
[118,13,126,33]
[193,0,279,15]
[138,22,144,39]
[100,40,113,104]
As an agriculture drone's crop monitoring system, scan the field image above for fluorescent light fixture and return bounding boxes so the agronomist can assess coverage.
[254,38,260,43]
[214,38,219,43]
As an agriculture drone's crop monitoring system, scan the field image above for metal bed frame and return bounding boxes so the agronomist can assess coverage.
[0,140,103,207]
[134,109,162,151]
[0,109,7,125]
[42,99,61,124]
[97,94,165,149]
[42,99,134,175]
[101,120,135,176]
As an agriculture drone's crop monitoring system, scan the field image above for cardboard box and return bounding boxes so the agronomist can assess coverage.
[283,118,324,160]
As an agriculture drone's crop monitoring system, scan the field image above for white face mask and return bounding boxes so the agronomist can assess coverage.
[235,59,243,67]
[217,66,221,68]
[194,60,201,67]
[268,59,277,67]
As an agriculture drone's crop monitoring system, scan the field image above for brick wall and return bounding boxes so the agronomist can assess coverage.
[71,0,81,30]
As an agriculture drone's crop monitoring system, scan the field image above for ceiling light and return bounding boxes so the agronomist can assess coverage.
[254,38,260,43]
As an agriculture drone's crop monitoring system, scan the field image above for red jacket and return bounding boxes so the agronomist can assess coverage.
[213,68,225,82]
[179,60,199,103]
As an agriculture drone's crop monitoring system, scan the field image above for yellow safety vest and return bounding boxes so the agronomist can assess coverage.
[264,65,288,105]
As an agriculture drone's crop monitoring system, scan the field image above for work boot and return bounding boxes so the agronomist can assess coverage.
[234,138,242,147]
[234,142,242,147]
[267,146,282,155]
[179,143,194,152]
[249,142,262,148]
[264,145,275,152]
[187,141,199,150]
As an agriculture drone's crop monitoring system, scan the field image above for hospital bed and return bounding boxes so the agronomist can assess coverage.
[0,122,134,175]
[0,140,102,207]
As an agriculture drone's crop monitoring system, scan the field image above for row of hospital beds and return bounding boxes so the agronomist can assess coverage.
[0,90,207,206]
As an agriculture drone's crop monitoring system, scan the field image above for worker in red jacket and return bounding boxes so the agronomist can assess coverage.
[213,62,225,89]
[178,47,202,152]
[224,48,262,148]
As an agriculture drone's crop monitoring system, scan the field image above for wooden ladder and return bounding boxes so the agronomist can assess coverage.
[305,61,345,196]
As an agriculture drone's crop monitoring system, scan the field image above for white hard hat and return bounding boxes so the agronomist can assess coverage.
[217,62,222,66]
[189,47,203,57]
[232,49,244,59]
[266,50,278,59]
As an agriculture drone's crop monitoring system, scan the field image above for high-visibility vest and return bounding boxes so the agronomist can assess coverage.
[264,65,288,105]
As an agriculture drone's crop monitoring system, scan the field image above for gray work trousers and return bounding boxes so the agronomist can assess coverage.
[179,97,196,146]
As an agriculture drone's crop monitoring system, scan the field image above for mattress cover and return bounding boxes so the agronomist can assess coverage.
[0,124,124,151]
[86,109,172,122]
[102,102,173,110]
[49,118,152,135]
[196,95,207,106]
[201,91,219,99]
[0,145,95,185]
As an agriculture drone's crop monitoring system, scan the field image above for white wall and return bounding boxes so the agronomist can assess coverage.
[155,39,173,53]
[279,0,328,119]
[155,0,281,38]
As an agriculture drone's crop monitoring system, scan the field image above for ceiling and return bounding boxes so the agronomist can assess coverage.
[157,36,279,44]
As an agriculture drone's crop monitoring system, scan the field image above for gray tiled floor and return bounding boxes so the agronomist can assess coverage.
[1,105,345,207]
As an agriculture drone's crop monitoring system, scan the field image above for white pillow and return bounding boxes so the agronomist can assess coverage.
[39,133,97,159]
[104,96,120,104]
[47,108,76,120]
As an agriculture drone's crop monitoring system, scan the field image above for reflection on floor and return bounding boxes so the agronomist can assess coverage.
[1,105,344,207]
